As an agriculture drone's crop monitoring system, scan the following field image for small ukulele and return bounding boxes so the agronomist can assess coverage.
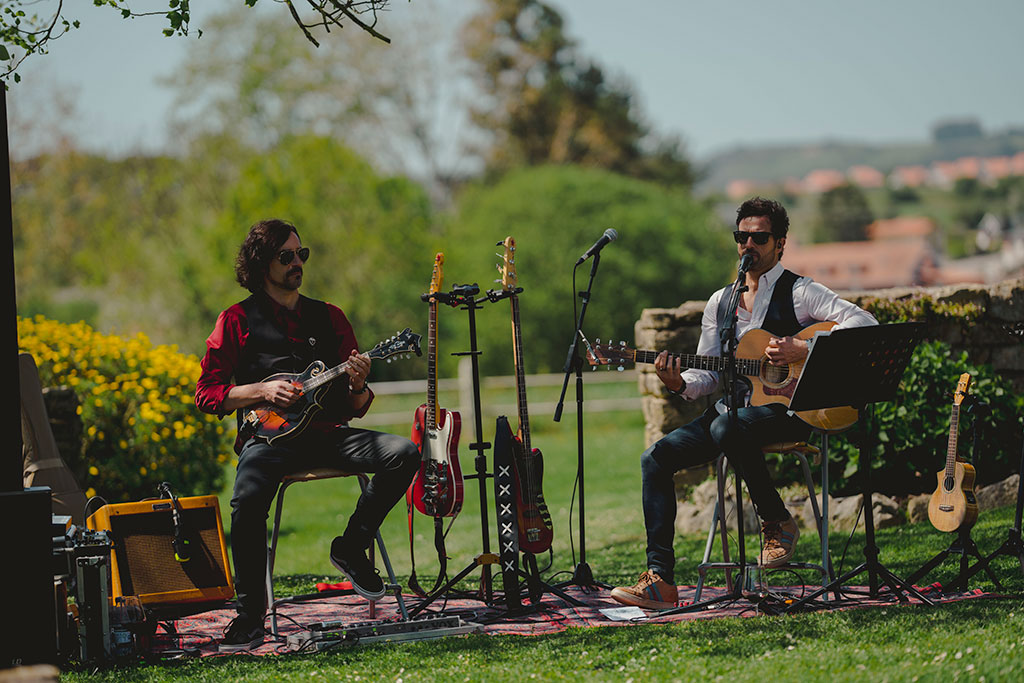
[927,373,979,533]
[498,236,554,554]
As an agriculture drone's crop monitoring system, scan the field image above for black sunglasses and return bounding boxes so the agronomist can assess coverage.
[277,247,310,265]
[733,230,772,245]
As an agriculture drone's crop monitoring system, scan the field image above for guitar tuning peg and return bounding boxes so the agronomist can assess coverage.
[386,358,392,364]
[617,365,625,372]
[596,337,601,344]
[619,340,626,347]
[591,366,597,371]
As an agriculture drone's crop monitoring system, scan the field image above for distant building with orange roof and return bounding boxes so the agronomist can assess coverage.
[847,165,885,189]
[866,216,936,240]
[983,156,1013,181]
[783,237,985,291]
[802,168,846,193]
[889,165,930,188]
[726,179,763,201]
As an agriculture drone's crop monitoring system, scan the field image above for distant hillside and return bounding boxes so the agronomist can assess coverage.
[697,130,1024,192]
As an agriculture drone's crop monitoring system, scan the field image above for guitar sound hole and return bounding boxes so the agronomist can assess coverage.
[760,361,789,387]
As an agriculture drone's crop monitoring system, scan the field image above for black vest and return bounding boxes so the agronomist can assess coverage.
[716,268,802,340]
[235,292,349,426]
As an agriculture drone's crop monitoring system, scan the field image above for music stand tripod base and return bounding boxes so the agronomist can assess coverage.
[785,322,935,611]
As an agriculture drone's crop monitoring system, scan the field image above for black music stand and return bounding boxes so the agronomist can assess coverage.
[787,321,936,611]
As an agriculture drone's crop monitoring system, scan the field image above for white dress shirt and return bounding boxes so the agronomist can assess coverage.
[678,261,878,401]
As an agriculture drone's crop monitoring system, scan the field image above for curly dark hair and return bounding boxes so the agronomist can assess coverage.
[234,219,300,292]
[735,197,790,239]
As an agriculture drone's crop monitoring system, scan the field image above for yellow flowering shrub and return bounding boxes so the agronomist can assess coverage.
[18,316,230,502]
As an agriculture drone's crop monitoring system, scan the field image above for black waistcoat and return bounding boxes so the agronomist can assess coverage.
[235,292,348,426]
[716,268,802,340]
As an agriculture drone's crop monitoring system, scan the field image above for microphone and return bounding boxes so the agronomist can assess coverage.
[575,228,618,265]
[738,252,755,275]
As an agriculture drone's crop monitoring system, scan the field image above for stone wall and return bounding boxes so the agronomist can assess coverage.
[634,278,1024,486]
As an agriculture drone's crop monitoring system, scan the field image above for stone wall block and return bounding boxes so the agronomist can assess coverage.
[987,279,1024,321]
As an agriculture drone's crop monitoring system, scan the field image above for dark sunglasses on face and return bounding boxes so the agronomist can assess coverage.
[277,247,310,265]
[733,230,772,245]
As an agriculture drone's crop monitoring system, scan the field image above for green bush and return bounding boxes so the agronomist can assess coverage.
[768,340,1023,495]
[18,316,232,503]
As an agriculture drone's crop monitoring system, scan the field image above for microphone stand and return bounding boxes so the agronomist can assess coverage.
[658,261,751,616]
[553,253,609,589]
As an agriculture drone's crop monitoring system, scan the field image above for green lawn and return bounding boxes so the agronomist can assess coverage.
[64,405,1024,681]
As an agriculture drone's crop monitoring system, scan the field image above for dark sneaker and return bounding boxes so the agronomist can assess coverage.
[330,537,386,601]
[218,614,265,653]
[759,515,800,568]
[610,570,678,610]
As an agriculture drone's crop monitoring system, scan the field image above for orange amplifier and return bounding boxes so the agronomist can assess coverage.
[87,495,234,608]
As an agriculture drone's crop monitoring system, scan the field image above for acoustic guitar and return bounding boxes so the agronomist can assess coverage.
[409,253,464,518]
[498,236,554,554]
[927,373,979,533]
[583,322,858,432]
[235,328,421,452]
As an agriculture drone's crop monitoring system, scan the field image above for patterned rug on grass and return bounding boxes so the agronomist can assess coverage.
[150,581,991,658]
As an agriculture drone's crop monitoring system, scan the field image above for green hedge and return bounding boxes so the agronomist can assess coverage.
[767,339,1023,495]
[18,316,232,503]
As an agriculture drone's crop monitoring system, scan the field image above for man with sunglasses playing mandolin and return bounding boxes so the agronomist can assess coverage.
[195,219,419,650]
[611,197,878,610]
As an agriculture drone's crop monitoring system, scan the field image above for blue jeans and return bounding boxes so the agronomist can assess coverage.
[230,428,419,619]
[641,403,809,584]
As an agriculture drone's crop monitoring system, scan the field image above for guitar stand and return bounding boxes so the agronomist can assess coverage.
[959,419,1024,586]
[409,284,563,618]
[905,399,1002,594]
[906,524,1000,594]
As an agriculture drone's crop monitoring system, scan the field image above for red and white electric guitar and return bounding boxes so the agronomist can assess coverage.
[409,253,464,518]
[498,237,554,554]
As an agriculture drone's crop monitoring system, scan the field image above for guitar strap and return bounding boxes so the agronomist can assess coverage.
[405,493,450,598]
[493,415,523,609]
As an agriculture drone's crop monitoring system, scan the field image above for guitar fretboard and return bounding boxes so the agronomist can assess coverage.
[426,298,439,429]
[944,403,961,478]
[631,349,763,377]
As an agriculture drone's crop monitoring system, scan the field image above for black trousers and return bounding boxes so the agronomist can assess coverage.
[640,403,809,584]
[230,427,419,619]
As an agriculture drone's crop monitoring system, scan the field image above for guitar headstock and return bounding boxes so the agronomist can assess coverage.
[953,372,972,406]
[368,328,423,363]
[584,338,636,371]
[429,252,444,295]
[497,236,517,292]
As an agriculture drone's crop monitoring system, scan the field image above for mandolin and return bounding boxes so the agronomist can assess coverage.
[409,253,464,518]
[235,328,422,452]
[582,322,858,432]
[498,236,554,554]
[928,373,979,533]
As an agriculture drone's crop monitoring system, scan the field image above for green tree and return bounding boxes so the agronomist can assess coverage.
[195,134,436,379]
[440,165,732,377]
[815,183,874,242]
[461,0,694,187]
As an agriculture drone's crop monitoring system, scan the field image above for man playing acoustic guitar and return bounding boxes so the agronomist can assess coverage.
[611,197,878,610]
[195,219,419,650]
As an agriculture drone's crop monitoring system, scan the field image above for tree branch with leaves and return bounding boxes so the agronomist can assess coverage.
[0,0,394,83]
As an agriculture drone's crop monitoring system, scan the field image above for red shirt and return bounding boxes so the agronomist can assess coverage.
[195,296,374,427]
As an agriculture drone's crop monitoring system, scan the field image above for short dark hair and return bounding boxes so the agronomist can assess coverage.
[235,219,300,292]
[735,197,790,239]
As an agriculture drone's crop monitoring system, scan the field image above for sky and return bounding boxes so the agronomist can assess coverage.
[7,0,1024,162]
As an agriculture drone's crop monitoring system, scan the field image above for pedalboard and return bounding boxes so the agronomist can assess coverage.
[285,615,481,651]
